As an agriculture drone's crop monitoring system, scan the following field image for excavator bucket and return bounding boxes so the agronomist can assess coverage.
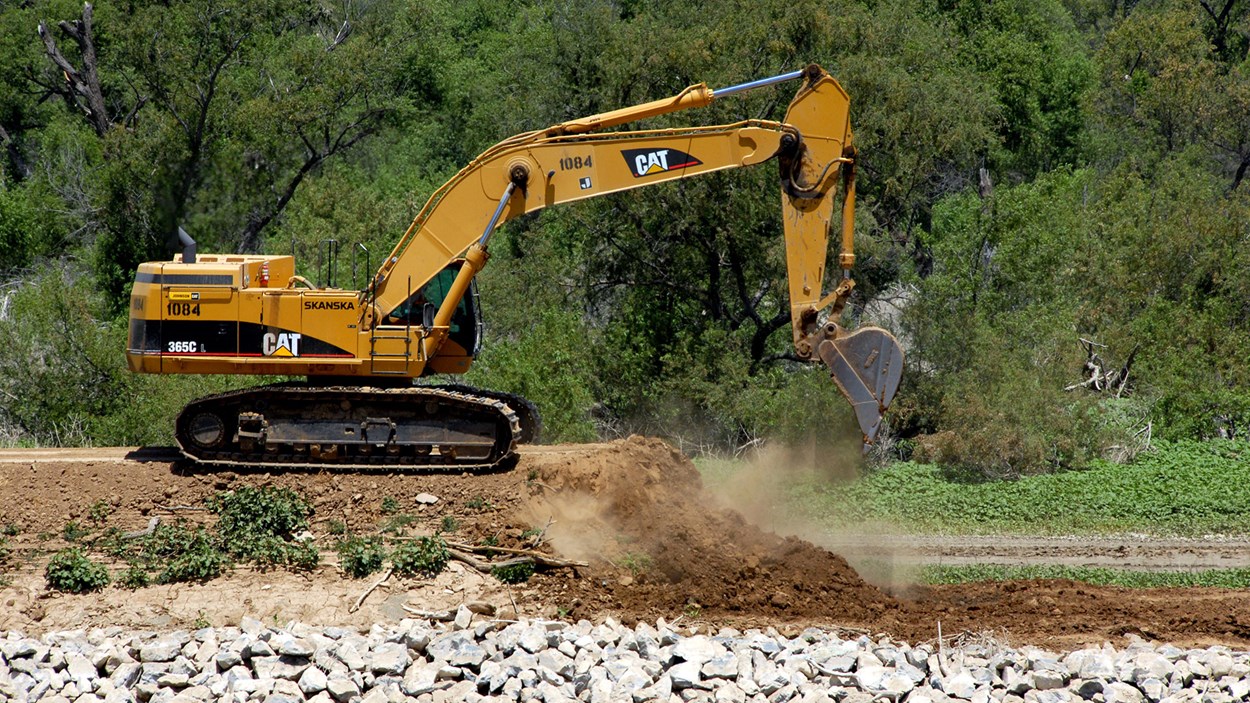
[817,327,904,446]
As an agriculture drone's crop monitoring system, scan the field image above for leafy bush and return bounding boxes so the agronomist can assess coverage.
[88,500,112,525]
[156,529,227,584]
[285,539,320,571]
[336,535,386,578]
[45,548,110,593]
[615,552,652,576]
[210,486,313,565]
[464,308,597,443]
[390,536,449,578]
[0,264,243,447]
[62,520,89,543]
[247,535,320,571]
[491,561,535,584]
[118,563,151,589]
[135,521,202,564]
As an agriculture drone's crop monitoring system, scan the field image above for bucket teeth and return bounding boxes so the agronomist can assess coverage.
[817,326,904,445]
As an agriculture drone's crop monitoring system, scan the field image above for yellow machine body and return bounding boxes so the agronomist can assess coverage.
[127,255,475,379]
[125,64,903,468]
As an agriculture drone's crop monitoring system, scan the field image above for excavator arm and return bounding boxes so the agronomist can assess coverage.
[368,64,903,444]
[125,64,900,467]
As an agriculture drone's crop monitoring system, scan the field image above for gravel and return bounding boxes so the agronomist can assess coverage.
[3,616,1250,703]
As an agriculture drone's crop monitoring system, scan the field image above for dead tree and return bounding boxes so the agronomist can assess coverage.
[1065,337,1139,397]
[35,3,143,137]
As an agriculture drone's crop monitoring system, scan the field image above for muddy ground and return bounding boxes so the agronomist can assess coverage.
[1,438,1249,650]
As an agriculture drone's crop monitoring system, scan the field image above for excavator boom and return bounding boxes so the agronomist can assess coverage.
[126,64,903,468]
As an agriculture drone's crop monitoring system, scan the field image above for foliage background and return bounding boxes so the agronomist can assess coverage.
[1,0,1248,476]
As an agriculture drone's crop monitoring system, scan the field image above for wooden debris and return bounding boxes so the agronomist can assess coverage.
[350,566,392,613]
[445,541,587,569]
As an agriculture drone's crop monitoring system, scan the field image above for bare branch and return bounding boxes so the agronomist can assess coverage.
[38,4,114,137]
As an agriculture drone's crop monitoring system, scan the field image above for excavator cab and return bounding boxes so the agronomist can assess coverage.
[383,262,484,359]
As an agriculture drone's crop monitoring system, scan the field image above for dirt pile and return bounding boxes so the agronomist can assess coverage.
[523,437,900,626]
[8,443,1250,647]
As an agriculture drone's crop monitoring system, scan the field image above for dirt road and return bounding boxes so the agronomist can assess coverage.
[3,440,1250,649]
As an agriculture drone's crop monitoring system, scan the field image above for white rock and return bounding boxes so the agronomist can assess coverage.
[518,627,549,654]
[1031,669,1068,691]
[1139,677,1167,702]
[1132,653,1176,683]
[538,680,577,703]
[611,667,651,698]
[426,633,487,668]
[943,670,979,699]
[714,681,747,703]
[701,654,739,680]
[539,649,575,678]
[215,648,243,671]
[400,663,440,697]
[252,656,310,681]
[273,637,315,659]
[674,637,725,665]
[1024,690,1074,703]
[325,675,360,702]
[140,639,182,663]
[453,606,473,631]
[669,662,703,690]
[1080,654,1116,680]
[855,666,889,691]
[297,666,327,695]
[240,617,266,637]
[368,643,411,676]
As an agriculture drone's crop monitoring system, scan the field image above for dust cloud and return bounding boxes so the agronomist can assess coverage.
[704,437,921,590]
[516,492,619,564]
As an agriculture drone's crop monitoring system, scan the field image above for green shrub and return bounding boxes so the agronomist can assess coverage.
[119,563,151,589]
[157,529,227,584]
[616,552,652,576]
[391,536,449,578]
[284,539,320,572]
[336,535,386,578]
[491,561,535,584]
[62,520,89,543]
[45,548,110,593]
[381,513,416,535]
[88,500,112,525]
[139,521,200,562]
[210,486,313,563]
[247,535,320,571]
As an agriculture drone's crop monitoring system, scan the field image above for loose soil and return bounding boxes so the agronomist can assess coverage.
[1,439,1249,649]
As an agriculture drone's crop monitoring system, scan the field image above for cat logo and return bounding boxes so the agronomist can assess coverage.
[262,332,301,357]
[622,148,702,177]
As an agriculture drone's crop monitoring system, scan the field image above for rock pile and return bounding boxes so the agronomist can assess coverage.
[2,612,1247,703]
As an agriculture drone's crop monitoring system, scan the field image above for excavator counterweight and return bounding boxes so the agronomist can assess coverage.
[126,64,904,468]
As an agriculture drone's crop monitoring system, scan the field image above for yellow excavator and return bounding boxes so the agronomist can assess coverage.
[126,64,903,470]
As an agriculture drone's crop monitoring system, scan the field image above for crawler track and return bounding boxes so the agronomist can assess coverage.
[174,384,521,471]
